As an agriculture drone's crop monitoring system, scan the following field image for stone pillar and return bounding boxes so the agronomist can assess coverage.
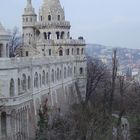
[6,113,12,140]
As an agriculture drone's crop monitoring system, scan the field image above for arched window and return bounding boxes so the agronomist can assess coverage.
[44,32,47,40]
[56,32,60,40]
[59,49,63,56]
[18,78,20,94]
[74,66,76,74]
[51,69,55,83]
[67,32,70,39]
[22,74,26,91]
[39,74,41,87]
[1,112,7,137]
[60,70,62,79]
[46,72,49,84]
[10,79,15,97]
[42,71,45,85]
[68,66,70,77]
[58,15,60,21]
[28,76,31,90]
[64,67,67,79]
[61,32,65,39]
[66,49,70,55]
[72,48,74,55]
[81,48,84,54]
[77,48,80,55]
[57,68,59,81]
[48,15,51,21]
[48,32,51,40]
[80,67,83,75]
[34,72,39,88]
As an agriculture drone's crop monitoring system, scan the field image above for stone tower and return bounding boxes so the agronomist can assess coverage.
[38,0,70,41]
[0,22,10,58]
[22,0,37,47]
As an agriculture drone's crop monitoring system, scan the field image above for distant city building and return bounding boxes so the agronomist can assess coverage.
[0,0,87,139]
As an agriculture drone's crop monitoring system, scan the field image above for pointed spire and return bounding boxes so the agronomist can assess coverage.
[24,0,35,15]
[43,0,62,9]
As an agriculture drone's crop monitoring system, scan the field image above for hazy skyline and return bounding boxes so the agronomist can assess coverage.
[0,0,140,48]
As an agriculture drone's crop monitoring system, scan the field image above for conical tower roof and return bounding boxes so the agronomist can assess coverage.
[0,22,10,36]
[43,0,62,9]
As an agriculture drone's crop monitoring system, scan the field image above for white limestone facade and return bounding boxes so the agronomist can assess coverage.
[0,0,87,140]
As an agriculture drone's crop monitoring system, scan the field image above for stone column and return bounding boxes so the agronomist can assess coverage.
[6,113,12,140]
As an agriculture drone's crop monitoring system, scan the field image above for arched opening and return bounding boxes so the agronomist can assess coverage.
[59,49,63,56]
[57,68,59,81]
[0,44,3,57]
[58,15,60,21]
[44,32,47,40]
[72,48,74,55]
[48,32,51,40]
[48,15,51,21]
[68,66,70,77]
[34,72,39,88]
[22,74,26,91]
[10,79,15,97]
[66,49,70,55]
[28,76,31,90]
[67,32,70,39]
[74,66,76,74]
[60,70,62,79]
[39,74,41,87]
[18,78,20,94]
[51,69,55,83]
[42,70,45,85]
[61,32,65,39]
[56,32,60,40]
[1,112,7,138]
[80,67,83,75]
[64,67,67,79]
[77,48,80,55]
[81,48,84,54]
[46,72,49,84]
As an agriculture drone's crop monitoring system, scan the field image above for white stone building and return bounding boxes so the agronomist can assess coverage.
[0,0,86,139]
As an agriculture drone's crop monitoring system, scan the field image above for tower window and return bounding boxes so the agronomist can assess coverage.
[26,51,29,56]
[26,17,28,22]
[58,15,60,21]
[48,15,51,21]
[56,32,60,40]
[30,18,32,22]
[77,48,80,55]
[59,50,63,56]
[40,16,43,21]
[80,68,83,75]
[44,32,47,40]
[49,49,51,56]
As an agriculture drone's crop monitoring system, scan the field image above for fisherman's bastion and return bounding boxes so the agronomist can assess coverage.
[0,0,86,139]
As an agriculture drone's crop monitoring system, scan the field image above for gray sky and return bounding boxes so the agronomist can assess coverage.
[0,0,140,48]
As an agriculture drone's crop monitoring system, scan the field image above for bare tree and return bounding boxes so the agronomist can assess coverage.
[9,27,22,57]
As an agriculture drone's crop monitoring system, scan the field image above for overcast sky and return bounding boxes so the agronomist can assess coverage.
[0,0,140,48]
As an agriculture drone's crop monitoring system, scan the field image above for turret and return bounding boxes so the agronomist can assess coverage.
[22,0,37,46]
[0,22,10,58]
[38,0,71,41]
